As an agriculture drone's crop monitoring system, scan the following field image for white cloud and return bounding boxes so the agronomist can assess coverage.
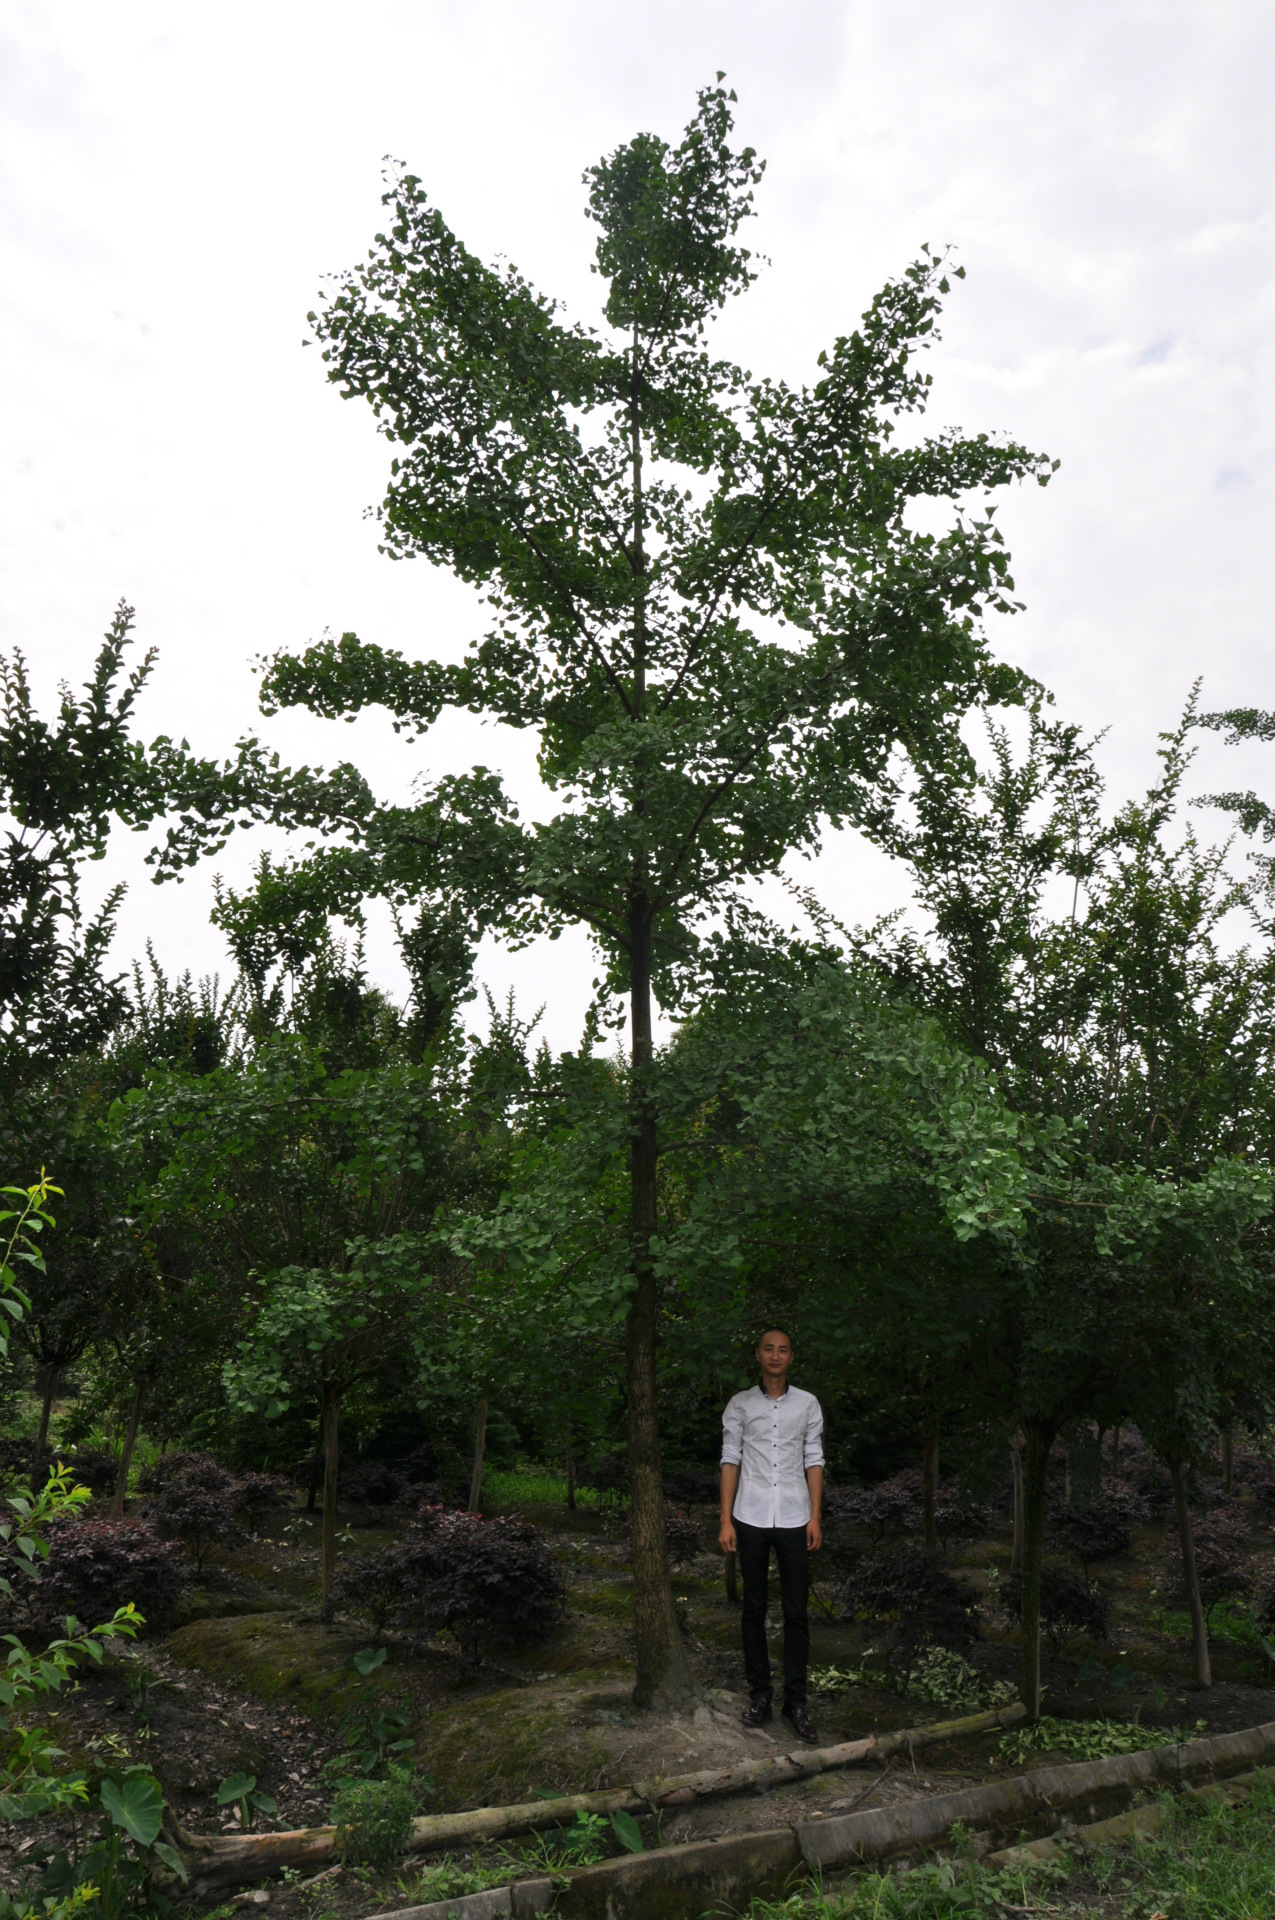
[1,0,1272,1048]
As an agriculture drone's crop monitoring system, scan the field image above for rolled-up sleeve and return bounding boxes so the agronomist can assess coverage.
[721,1394,744,1466]
[803,1398,825,1469]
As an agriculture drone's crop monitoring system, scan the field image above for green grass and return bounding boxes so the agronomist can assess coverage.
[1148,1597,1267,1648]
[480,1467,602,1508]
[736,1780,1275,1917]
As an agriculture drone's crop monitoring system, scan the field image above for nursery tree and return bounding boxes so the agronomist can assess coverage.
[866,705,1275,1710]
[258,82,1053,1704]
[0,604,372,1083]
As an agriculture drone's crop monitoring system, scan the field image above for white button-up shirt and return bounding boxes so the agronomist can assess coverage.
[721,1383,824,1529]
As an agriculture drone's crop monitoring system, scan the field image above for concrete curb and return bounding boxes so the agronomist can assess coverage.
[558,1829,800,1920]
[374,1878,556,1920]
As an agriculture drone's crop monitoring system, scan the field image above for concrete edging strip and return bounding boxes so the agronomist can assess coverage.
[373,1879,556,1920]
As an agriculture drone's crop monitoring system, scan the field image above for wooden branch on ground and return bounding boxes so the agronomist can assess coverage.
[173,1700,1025,1889]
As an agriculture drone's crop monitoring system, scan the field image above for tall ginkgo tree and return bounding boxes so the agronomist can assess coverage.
[257,82,1054,1705]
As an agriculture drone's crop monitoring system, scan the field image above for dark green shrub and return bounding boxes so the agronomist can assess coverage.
[1004,1564,1110,1650]
[331,1547,410,1640]
[38,1519,188,1632]
[147,1474,241,1570]
[331,1765,417,1868]
[663,1504,703,1566]
[836,1549,977,1687]
[401,1507,566,1666]
[136,1450,232,1495]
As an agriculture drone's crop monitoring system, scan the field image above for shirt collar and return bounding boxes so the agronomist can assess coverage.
[757,1381,790,1399]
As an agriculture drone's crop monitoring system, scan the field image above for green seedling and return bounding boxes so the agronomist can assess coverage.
[217,1771,277,1832]
[609,1810,643,1853]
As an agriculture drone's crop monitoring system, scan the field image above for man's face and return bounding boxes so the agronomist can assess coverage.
[757,1330,793,1379]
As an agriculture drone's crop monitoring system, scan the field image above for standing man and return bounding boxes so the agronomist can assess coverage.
[719,1327,823,1744]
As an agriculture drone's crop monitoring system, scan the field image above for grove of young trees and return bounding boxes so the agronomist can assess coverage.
[4,84,1274,1724]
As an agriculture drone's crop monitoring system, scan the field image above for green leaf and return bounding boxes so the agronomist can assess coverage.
[217,1771,256,1805]
[100,1770,164,1846]
[152,1841,189,1881]
[349,1646,387,1676]
[610,1809,643,1853]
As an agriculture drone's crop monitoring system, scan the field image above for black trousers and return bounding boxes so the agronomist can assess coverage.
[736,1519,810,1708]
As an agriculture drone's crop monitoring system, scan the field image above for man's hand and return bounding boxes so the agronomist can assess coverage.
[806,1516,822,1551]
[719,1518,737,1554]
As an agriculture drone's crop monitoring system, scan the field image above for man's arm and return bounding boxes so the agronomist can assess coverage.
[806,1465,823,1551]
[719,1463,740,1553]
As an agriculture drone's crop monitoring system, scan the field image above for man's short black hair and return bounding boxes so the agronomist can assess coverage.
[757,1325,794,1348]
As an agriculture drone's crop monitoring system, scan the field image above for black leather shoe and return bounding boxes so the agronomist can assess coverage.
[741,1694,773,1727]
[782,1703,819,1744]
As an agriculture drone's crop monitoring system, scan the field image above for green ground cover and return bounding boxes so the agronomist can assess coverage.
[743,1780,1275,1917]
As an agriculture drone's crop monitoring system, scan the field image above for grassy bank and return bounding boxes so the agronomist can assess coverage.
[743,1779,1275,1918]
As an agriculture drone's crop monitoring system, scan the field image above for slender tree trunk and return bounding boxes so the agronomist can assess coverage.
[1010,1436,1024,1574]
[468,1396,489,1513]
[1019,1419,1054,1720]
[31,1366,59,1478]
[306,1408,324,1513]
[320,1384,341,1620]
[109,1381,147,1519]
[565,1437,576,1510]
[922,1434,939,1553]
[1222,1424,1234,1497]
[622,324,693,1710]
[1168,1455,1211,1687]
[724,1549,738,1606]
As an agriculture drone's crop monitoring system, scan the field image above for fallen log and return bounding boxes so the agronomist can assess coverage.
[173,1699,1024,1890]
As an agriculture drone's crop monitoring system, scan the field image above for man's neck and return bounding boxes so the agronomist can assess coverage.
[762,1375,788,1398]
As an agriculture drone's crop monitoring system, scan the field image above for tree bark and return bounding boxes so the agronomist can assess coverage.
[109,1380,147,1519]
[922,1434,939,1553]
[565,1437,576,1510]
[1111,1425,1121,1474]
[1019,1419,1054,1719]
[31,1365,59,1478]
[306,1407,324,1513]
[319,1383,341,1619]
[621,322,693,1710]
[1168,1454,1211,1687]
[1222,1424,1234,1497]
[468,1395,489,1513]
[1010,1435,1024,1574]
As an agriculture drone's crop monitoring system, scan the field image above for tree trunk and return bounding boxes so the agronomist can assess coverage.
[725,1549,738,1605]
[31,1365,59,1478]
[1168,1454,1211,1687]
[625,920,693,1709]
[1019,1419,1054,1720]
[306,1407,324,1513]
[320,1384,341,1618]
[1010,1435,1024,1574]
[565,1437,576,1510]
[622,329,693,1710]
[109,1381,147,1519]
[922,1434,939,1553]
[1222,1424,1234,1497]
[468,1396,489,1513]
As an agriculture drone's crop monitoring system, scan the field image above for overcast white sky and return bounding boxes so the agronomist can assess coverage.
[2,0,1272,1050]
